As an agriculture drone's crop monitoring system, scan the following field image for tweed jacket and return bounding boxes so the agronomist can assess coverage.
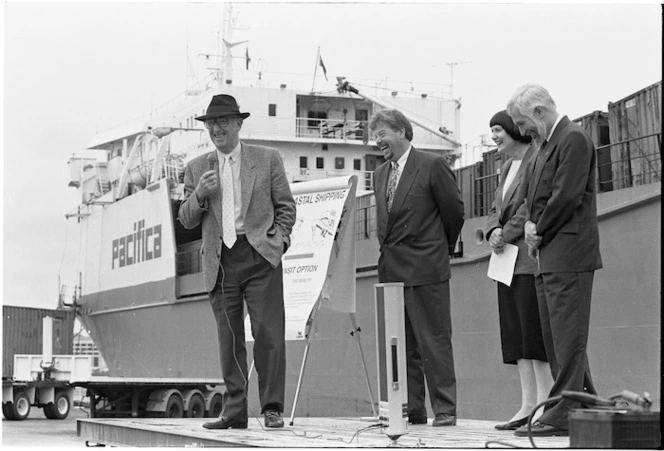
[178,143,296,292]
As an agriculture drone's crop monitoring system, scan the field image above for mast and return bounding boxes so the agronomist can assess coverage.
[221,3,233,85]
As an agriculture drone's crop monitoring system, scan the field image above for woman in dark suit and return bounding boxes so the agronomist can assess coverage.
[485,111,553,430]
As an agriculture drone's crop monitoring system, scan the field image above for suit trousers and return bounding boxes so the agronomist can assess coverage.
[209,235,286,420]
[535,271,597,430]
[404,281,456,417]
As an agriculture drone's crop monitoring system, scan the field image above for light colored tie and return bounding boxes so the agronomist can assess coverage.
[387,162,399,212]
[221,155,237,248]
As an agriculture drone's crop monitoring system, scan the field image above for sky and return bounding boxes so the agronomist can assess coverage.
[2,1,662,309]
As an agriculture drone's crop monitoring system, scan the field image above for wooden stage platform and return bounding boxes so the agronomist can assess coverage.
[77,416,570,447]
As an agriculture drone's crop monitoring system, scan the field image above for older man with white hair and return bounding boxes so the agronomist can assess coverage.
[506,84,602,437]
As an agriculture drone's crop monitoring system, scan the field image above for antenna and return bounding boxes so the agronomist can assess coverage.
[445,61,470,98]
[185,45,201,96]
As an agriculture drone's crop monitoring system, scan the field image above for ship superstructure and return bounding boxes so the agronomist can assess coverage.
[63,10,461,385]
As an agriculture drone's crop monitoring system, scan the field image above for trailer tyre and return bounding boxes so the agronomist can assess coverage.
[165,393,184,418]
[207,393,223,418]
[2,402,16,420]
[5,392,31,420]
[186,394,206,418]
[44,391,70,420]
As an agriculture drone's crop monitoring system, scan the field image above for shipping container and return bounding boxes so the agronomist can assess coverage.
[481,147,503,180]
[574,111,614,192]
[453,163,477,220]
[607,81,662,189]
[2,305,75,378]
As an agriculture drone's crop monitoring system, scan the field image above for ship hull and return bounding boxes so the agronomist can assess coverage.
[78,183,661,419]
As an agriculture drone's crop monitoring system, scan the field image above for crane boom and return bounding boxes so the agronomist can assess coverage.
[336,77,461,148]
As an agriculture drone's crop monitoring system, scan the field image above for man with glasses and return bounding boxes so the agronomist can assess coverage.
[178,94,296,430]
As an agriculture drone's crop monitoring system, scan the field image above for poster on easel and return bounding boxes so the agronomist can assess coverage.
[245,175,358,342]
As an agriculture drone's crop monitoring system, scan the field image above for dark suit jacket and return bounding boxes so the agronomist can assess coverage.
[178,143,296,292]
[522,116,602,273]
[374,148,465,286]
[485,145,538,275]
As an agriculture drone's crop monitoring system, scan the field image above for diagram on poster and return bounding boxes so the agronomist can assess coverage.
[245,176,357,341]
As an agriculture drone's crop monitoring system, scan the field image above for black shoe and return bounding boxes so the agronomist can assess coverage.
[514,420,568,437]
[203,416,248,429]
[264,409,284,428]
[432,413,457,427]
[494,417,528,431]
[408,415,428,425]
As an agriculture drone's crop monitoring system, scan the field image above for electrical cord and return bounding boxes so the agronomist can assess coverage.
[485,395,562,449]
[485,389,653,449]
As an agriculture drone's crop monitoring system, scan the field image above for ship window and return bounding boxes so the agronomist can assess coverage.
[269,104,277,117]
[353,159,361,170]
[335,157,345,169]
[308,110,327,128]
[300,156,308,168]
[356,109,369,122]
[316,157,324,169]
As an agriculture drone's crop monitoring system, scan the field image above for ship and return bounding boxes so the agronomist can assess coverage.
[61,6,661,420]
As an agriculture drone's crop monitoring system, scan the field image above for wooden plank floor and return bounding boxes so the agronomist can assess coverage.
[77,416,570,448]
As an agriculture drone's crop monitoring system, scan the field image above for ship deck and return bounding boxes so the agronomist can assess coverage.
[77,416,569,448]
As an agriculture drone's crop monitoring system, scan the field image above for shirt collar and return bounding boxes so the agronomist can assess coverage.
[394,145,412,168]
[217,142,242,162]
[546,114,563,142]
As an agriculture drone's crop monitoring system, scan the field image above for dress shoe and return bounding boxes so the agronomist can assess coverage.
[514,420,568,437]
[432,413,457,427]
[494,416,528,431]
[264,409,284,428]
[202,416,248,429]
[408,415,428,425]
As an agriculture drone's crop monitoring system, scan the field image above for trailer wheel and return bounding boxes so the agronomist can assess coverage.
[207,393,223,418]
[44,391,70,420]
[186,394,206,418]
[165,393,184,418]
[5,392,31,420]
[3,402,17,420]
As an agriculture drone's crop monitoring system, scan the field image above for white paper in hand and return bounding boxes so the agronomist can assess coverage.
[487,243,518,286]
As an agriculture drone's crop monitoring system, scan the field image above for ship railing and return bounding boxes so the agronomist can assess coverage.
[293,117,452,146]
[594,132,661,192]
[295,117,368,142]
[286,167,374,191]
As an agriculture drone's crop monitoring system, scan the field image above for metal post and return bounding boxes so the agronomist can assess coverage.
[374,282,408,440]
[288,340,312,426]
[288,299,320,425]
[349,313,378,418]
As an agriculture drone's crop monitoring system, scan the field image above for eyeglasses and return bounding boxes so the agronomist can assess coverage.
[204,117,233,129]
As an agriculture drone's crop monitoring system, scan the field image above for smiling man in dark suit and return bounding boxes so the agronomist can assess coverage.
[507,84,602,437]
[178,94,296,430]
[370,109,465,427]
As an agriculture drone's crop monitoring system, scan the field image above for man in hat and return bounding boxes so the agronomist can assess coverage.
[178,94,296,429]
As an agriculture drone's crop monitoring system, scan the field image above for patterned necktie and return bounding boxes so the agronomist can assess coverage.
[221,154,237,248]
[387,162,399,212]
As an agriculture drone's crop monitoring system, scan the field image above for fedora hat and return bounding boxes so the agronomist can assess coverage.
[195,94,250,121]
